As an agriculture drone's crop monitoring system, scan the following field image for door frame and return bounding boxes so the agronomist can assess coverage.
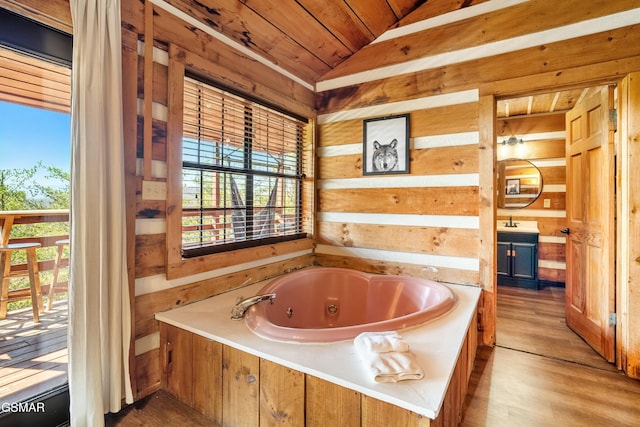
[479,74,638,375]
[617,73,640,377]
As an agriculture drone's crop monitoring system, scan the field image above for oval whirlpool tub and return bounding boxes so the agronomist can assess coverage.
[244,267,456,343]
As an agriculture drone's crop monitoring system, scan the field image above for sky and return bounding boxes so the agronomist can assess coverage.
[0,101,71,172]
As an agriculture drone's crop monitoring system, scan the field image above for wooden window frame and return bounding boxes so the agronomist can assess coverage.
[180,76,306,257]
[166,45,313,280]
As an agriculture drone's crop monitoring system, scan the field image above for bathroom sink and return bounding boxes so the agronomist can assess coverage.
[497,220,539,234]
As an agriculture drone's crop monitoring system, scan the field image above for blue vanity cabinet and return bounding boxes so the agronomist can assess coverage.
[497,231,539,289]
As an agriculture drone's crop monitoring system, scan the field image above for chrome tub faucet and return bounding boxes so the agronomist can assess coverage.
[230,293,276,320]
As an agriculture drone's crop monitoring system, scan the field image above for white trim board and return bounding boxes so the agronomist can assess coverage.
[136,99,168,121]
[135,159,167,179]
[318,173,479,189]
[539,235,566,244]
[137,41,169,66]
[374,0,529,44]
[317,90,479,124]
[318,132,479,158]
[522,131,566,141]
[315,244,479,272]
[532,158,566,168]
[135,218,166,235]
[135,332,160,355]
[497,208,566,218]
[318,212,479,229]
[542,184,566,193]
[414,132,479,149]
[539,259,566,270]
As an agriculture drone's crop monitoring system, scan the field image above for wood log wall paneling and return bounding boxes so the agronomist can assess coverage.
[314,1,640,351]
[121,0,316,399]
[316,93,481,286]
[317,0,640,91]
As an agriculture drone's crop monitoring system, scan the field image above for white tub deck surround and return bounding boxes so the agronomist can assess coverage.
[155,278,481,419]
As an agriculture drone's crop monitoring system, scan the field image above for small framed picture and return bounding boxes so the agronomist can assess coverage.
[363,114,410,175]
[506,179,521,195]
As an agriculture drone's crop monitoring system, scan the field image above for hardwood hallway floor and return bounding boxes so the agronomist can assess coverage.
[461,286,640,427]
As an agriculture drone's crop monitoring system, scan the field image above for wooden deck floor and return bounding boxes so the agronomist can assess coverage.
[0,301,68,406]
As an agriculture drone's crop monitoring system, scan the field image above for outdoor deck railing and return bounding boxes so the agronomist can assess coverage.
[0,209,69,311]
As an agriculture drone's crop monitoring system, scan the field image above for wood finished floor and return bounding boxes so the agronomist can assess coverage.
[493,285,616,371]
[106,286,640,426]
[460,286,640,427]
[105,390,213,427]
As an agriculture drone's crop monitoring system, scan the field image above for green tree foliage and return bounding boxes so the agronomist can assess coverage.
[0,161,70,210]
[0,164,38,210]
[33,165,70,209]
[0,163,70,311]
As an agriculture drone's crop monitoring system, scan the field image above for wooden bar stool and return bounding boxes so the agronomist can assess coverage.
[0,242,44,323]
[48,238,69,311]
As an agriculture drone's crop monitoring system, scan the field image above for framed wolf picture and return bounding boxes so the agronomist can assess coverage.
[362,114,410,175]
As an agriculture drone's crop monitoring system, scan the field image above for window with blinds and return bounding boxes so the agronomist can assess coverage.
[181,76,306,257]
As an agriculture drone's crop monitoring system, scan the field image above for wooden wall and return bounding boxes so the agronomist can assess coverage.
[497,113,567,285]
[120,0,317,399]
[315,0,640,352]
[315,96,481,286]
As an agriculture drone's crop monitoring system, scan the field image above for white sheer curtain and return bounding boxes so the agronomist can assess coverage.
[68,0,133,425]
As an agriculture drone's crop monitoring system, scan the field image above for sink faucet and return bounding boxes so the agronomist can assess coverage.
[504,216,518,228]
[230,293,276,320]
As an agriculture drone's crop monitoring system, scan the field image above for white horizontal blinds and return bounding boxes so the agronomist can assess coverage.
[181,77,304,255]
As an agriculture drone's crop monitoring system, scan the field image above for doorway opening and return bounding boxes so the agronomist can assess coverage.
[494,85,617,370]
[0,45,71,410]
[0,9,73,421]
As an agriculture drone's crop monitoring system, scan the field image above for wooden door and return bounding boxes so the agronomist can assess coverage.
[565,86,616,362]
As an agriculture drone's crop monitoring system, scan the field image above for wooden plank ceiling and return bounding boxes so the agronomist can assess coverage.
[162,0,431,84]
[0,0,600,118]
[165,0,588,117]
[0,46,71,113]
[497,86,605,118]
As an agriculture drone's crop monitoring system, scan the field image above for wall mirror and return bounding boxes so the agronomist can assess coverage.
[497,159,543,209]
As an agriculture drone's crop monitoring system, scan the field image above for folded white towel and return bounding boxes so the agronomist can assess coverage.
[354,331,424,383]
[354,331,410,354]
[360,351,424,383]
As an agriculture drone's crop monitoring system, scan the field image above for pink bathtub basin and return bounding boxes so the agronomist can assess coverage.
[244,267,456,343]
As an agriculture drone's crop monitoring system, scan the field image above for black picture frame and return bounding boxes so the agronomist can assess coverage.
[363,114,410,175]
[506,178,521,195]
